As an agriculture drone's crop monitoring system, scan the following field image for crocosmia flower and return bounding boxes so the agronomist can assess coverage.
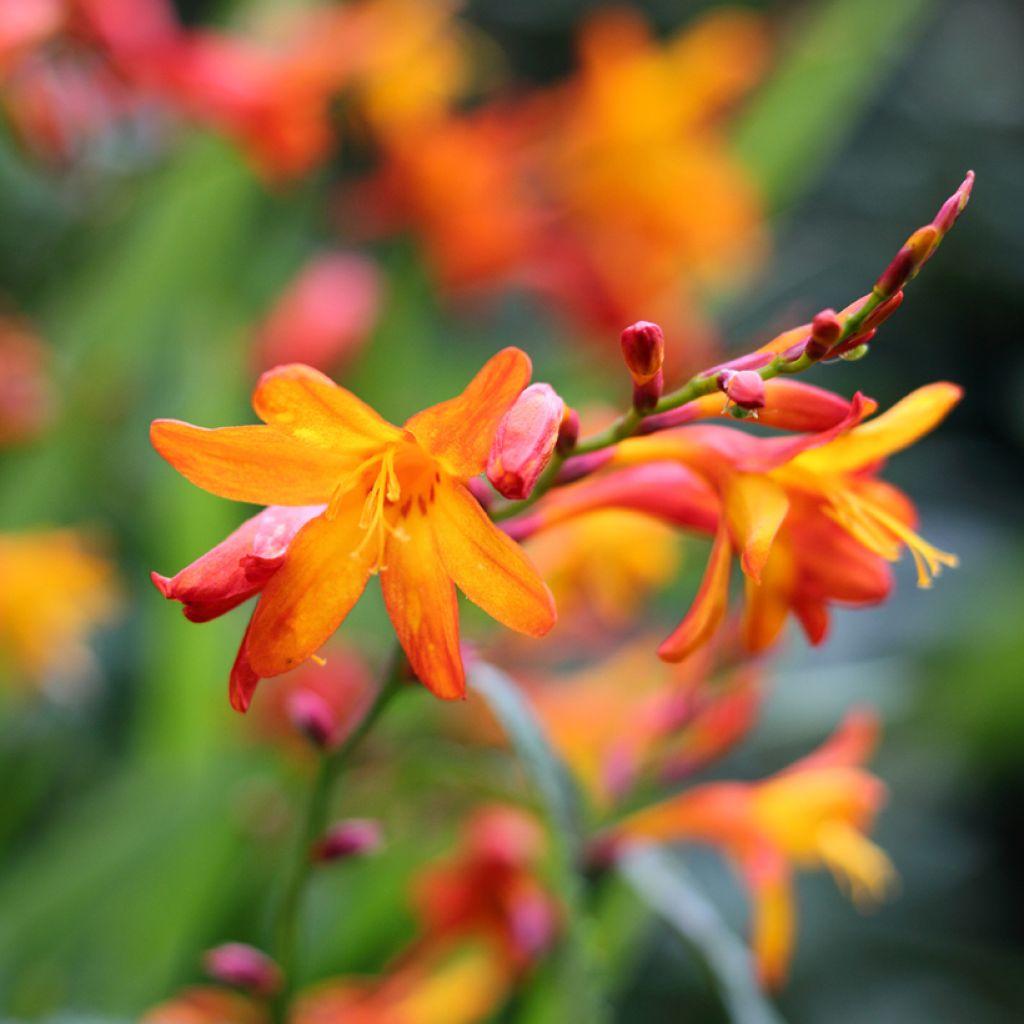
[151,350,555,707]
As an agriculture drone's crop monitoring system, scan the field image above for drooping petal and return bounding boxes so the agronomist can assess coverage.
[252,362,403,450]
[381,516,464,699]
[723,474,789,584]
[658,524,732,662]
[431,480,555,638]
[405,348,532,477]
[742,846,794,990]
[246,502,374,677]
[151,504,323,623]
[229,618,261,713]
[741,555,793,654]
[794,382,963,475]
[151,420,346,505]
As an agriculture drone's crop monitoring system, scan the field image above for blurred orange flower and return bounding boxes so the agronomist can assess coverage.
[0,528,119,694]
[151,352,555,706]
[607,710,894,987]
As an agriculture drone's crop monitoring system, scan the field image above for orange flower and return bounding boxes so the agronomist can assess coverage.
[151,351,555,706]
[607,711,894,987]
[523,636,759,807]
[611,382,962,658]
[0,528,120,693]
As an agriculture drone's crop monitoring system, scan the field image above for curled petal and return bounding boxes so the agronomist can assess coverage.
[659,524,732,662]
[152,504,323,623]
[724,474,789,584]
[405,348,532,477]
[794,382,963,475]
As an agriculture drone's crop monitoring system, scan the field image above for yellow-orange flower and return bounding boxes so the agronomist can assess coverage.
[151,351,555,706]
[608,711,894,987]
[0,528,119,693]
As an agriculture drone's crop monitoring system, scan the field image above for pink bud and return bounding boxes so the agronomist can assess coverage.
[312,818,383,862]
[932,170,974,235]
[487,384,564,500]
[718,369,765,411]
[875,225,939,297]
[620,321,665,384]
[203,943,281,995]
[286,688,337,749]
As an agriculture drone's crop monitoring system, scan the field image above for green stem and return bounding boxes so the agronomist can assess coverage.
[270,652,406,1020]
[491,289,886,522]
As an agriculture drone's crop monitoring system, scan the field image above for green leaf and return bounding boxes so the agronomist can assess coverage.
[468,661,609,1024]
[618,846,785,1024]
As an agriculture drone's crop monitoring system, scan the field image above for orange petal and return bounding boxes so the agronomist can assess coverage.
[724,474,789,584]
[431,481,556,638]
[151,420,344,505]
[381,516,464,700]
[659,524,732,662]
[247,502,373,676]
[253,363,403,450]
[741,570,792,654]
[743,847,794,990]
[795,382,963,475]
[405,348,531,477]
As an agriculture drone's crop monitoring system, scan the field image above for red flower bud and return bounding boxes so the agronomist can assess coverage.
[620,320,665,385]
[718,369,765,411]
[312,818,384,862]
[805,308,842,360]
[632,369,663,413]
[286,688,338,749]
[203,943,281,996]
[487,383,564,500]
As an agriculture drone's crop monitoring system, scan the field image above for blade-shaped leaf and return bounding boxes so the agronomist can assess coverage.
[619,846,785,1024]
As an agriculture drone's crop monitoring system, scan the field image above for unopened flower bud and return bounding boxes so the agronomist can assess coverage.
[932,170,974,234]
[632,369,663,413]
[312,818,383,862]
[718,369,765,411]
[555,405,579,455]
[487,383,564,500]
[286,688,337,749]
[875,225,939,297]
[203,943,281,995]
[805,308,842,360]
[620,321,665,385]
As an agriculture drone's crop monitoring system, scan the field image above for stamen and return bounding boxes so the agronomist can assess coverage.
[815,820,896,910]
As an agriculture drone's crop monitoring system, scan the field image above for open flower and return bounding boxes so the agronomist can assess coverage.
[151,350,555,708]
[609,382,962,658]
[605,711,894,987]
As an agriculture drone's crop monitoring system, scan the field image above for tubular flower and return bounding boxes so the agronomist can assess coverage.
[521,636,760,807]
[605,711,894,987]
[151,350,555,708]
[610,382,962,659]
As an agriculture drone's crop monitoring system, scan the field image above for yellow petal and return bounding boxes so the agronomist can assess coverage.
[253,363,403,450]
[151,420,348,505]
[381,515,464,699]
[724,474,789,584]
[431,481,556,638]
[794,382,962,475]
[405,348,532,477]
[658,524,732,661]
[247,502,374,676]
[744,852,795,991]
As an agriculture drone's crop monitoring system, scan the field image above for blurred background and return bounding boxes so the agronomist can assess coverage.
[1,0,1022,1020]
